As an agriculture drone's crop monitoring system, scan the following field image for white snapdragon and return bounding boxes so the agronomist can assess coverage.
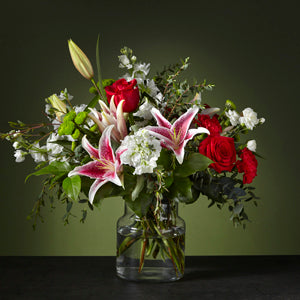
[120,129,161,175]
[239,108,260,130]
[225,110,240,126]
[247,140,257,152]
[14,150,26,162]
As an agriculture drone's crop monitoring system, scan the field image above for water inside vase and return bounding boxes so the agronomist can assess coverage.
[116,225,185,282]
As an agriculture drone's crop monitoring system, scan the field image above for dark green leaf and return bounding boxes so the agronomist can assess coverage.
[174,153,213,177]
[85,95,101,111]
[169,177,194,203]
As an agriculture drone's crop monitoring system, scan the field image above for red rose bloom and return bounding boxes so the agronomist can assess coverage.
[236,148,258,184]
[199,135,236,173]
[105,78,140,112]
[194,114,222,136]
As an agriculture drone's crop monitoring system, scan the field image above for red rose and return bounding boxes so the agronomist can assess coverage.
[105,78,140,112]
[236,148,258,184]
[199,135,236,173]
[194,114,222,136]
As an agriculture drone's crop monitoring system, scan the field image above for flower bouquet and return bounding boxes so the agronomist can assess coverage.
[1,38,265,281]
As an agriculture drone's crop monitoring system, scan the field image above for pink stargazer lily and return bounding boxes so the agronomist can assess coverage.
[146,106,210,164]
[88,96,127,143]
[68,125,125,204]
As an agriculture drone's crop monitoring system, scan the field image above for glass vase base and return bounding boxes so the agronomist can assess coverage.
[116,266,183,282]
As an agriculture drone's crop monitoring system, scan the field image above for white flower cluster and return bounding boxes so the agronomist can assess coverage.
[13,132,75,164]
[120,129,162,175]
[226,107,265,130]
[119,53,163,105]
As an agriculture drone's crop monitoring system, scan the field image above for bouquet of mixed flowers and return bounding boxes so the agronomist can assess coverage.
[1,38,265,279]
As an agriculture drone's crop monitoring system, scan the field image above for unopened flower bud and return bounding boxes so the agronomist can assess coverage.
[225,99,236,110]
[68,39,94,80]
[48,94,67,121]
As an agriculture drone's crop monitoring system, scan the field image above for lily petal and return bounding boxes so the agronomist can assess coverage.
[99,125,115,162]
[89,178,108,204]
[171,106,199,144]
[68,160,107,179]
[151,108,172,129]
[185,127,210,141]
[82,135,99,159]
[146,126,173,141]
[99,100,110,115]
[109,95,117,117]
[116,100,128,140]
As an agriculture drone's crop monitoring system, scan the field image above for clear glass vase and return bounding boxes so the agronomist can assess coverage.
[116,199,185,282]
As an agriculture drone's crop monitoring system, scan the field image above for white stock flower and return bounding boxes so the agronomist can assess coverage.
[133,99,155,120]
[46,133,64,156]
[58,89,73,101]
[260,117,266,124]
[239,108,260,130]
[13,142,20,149]
[120,128,162,175]
[225,110,240,126]
[133,63,150,76]
[247,140,257,152]
[14,150,26,162]
[29,142,47,163]
[119,55,132,69]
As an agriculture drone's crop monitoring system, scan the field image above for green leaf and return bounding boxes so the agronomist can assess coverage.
[169,177,194,203]
[25,161,72,182]
[85,95,101,111]
[96,35,107,101]
[62,175,81,201]
[156,148,173,170]
[174,153,213,177]
[124,192,153,218]
[132,175,145,201]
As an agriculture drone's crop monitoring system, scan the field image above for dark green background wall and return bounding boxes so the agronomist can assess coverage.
[0,0,299,255]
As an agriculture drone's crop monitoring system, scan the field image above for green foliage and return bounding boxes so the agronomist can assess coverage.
[62,175,81,201]
[74,112,88,125]
[26,161,72,182]
[63,111,76,122]
[169,176,194,203]
[58,120,75,135]
[174,153,214,177]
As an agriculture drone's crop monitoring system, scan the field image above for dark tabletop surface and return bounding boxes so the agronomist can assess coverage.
[0,256,299,299]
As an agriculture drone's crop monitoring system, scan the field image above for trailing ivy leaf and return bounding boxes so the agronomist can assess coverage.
[66,201,73,213]
[174,153,213,177]
[25,161,72,182]
[233,203,244,215]
[62,175,81,201]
